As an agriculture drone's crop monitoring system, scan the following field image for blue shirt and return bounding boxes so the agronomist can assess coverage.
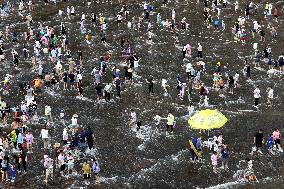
[214,19,219,25]
[191,137,197,147]
[268,136,274,149]
[221,148,230,159]
[147,5,153,12]
[196,138,202,150]
[1,160,7,168]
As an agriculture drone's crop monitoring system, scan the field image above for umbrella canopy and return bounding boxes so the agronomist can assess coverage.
[188,109,228,130]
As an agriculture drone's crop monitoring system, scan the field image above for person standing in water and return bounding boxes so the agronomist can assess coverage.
[166,112,175,134]
[253,86,261,108]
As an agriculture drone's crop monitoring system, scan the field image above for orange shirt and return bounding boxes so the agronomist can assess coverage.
[34,79,41,88]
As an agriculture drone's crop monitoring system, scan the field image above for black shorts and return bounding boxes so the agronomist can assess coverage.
[256,143,262,148]
[83,174,90,179]
[60,164,66,171]
[45,81,51,87]
[274,139,281,145]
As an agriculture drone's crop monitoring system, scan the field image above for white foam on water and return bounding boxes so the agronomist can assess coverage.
[205,180,245,189]
[85,147,99,156]
[180,114,191,120]
[45,90,62,98]
[138,143,145,150]
[205,176,275,189]
[238,110,255,112]
[226,97,245,105]
[75,96,94,102]
[134,125,179,158]
[254,67,266,71]
[67,180,87,189]
[133,83,143,87]
[100,176,119,184]
[134,125,160,141]
[221,110,242,115]
[128,149,190,181]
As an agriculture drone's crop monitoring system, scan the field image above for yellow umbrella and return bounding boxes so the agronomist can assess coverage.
[188,109,228,130]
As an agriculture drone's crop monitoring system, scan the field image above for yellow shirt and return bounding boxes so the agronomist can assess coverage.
[99,16,105,24]
[167,114,175,125]
[82,163,91,175]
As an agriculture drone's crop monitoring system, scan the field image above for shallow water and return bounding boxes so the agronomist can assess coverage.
[1,0,284,188]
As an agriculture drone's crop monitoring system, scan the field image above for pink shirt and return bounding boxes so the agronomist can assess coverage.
[211,154,218,166]
[41,36,49,46]
[273,131,281,140]
[25,134,33,144]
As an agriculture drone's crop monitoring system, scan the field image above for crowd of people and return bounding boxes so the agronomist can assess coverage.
[0,0,283,187]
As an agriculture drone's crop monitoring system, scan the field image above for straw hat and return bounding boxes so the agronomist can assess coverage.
[54,143,60,148]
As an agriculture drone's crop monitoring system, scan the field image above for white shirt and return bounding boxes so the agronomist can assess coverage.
[60,112,64,119]
[71,117,77,125]
[161,79,167,88]
[63,129,68,140]
[130,112,137,122]
[253,88,261,98]
[217,135,223,145]
[21,104,27,113]
[81,14,85,20]
[41,129,49,139]
[188,106,194,115]
[148,31,153,38]
[58,154,65,165]
[172,10,176,19]
[101,23,107,30]
[268,89,274,98]
[186,63,192,72]
[58,10,63,16]
[0,101,6,110]
[45,105,51,116]
[76,73,82,81]
[56,62,62,71]
[154,115,161,125]
[67,7,70,14]
[143,3,147,10]
[234,73,239,81]
[117,14,122,21]
[71,7,75,14]
[197,45,202,52]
